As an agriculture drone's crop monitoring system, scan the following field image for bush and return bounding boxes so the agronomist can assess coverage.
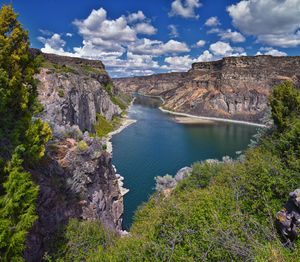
[76,141,88,152]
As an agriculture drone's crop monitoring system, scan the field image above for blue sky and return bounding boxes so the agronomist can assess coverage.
[2,0,300,77]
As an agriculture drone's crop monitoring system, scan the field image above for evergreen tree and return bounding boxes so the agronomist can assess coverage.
[0,5,52,261]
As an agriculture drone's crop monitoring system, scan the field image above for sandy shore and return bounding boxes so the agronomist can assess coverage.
[174,116,216,124]
[159,107,266,127]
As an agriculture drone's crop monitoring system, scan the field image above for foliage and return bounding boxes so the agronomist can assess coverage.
[269,81,300,132]
[104,83,127,110]
[58,89,64,98]
[93,114,114,137]
[82,66,99,74]
[76,141,88,152]
[46,219,117,262]
[0,5,52,261]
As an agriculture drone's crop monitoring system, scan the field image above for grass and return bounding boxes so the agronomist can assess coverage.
[83,66,100,74]
[104,84,127,110]
[93,114,123,138]
[93,114,115,137]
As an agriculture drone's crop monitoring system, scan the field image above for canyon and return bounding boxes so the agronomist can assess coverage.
[114,55,300,123]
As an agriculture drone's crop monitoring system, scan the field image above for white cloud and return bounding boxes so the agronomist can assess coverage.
[196,40,206,47]
[209,41,246,57]
[66,33,73,37]
[169,0,202,19]
[38,33,66,51]
[210,41,233,56]
[219,29,245,43]
[39,29,53,36]
[73,8,136,42]
[256,47,287,56]
[135,23,157,35]
[127,10,146,23]
[129,38,190,56]
[197,50,213,62]
[205,16,221,26]
[227,0,300,47]
[168,24,179,38]
[208,28,245,43]
[163,50,213,71]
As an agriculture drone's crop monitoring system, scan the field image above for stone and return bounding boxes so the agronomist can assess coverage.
[276,189,300,246]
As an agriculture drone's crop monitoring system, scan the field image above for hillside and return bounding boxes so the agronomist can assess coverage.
[114,55,300,123]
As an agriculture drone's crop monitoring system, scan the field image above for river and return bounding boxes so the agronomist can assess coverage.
[111,96,258,230]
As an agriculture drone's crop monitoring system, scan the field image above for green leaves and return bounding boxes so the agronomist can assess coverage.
[0,4,52,260]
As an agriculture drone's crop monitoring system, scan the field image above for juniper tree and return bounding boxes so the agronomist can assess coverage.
[0,5,52,261]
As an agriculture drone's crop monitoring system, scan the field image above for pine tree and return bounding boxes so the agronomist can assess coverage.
[0,5,52,261]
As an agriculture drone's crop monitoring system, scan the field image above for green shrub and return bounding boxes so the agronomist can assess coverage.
[102,144,107,150]
[76,141,88,152]
[93,114,114,137]
[58,90,64,98]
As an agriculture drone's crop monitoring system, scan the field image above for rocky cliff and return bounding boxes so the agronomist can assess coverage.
[24,51,126,261]
[33,49,123,133]
[114,55,300,123]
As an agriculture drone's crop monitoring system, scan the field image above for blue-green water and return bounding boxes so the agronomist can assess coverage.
[111,98,258,230]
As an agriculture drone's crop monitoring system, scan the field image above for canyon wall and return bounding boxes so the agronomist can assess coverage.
[25,51,125,261]
[114,55,300,123]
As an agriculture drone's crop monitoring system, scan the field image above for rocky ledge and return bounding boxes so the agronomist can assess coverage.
[25,125,124,261]
[114,55,300,123]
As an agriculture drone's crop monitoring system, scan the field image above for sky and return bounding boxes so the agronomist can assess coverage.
[2,0,300,77]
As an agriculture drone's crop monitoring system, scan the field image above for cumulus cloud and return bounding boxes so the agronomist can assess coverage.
[256,47,287,56]
[208,28,245,43]
[227,0,300,47]
[205,16,221,26]
[168,24,179,38]
[219,29,245,43]
[163,50,213,71]
[169,0,202,19]
[129,38,190,56]
[73,8,136,42]
[135,23,157,35]
[209,41,246,57]
[127,10,146,23]
[66,33,73,37]
[196,40,206,47]
[38,33,66,52]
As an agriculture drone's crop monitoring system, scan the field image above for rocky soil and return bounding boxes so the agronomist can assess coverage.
[114,55,300,123]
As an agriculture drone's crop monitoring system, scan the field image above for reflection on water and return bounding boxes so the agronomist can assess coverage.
[133,95,163,108]
[111,97,258,230]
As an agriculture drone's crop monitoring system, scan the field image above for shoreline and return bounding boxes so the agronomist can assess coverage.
[159,107,266,127]
[105,98,137,154]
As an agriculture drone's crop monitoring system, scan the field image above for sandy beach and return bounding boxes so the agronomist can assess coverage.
[159,107,266,127]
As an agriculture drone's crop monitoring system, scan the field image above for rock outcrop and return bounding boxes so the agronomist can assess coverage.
[24,51,126,261]
[276,189,300,247]
[25,126,124,261]
[36,68,122,133]
[114,55,300,123]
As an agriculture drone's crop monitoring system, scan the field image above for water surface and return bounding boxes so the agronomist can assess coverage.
[111,97,258,229]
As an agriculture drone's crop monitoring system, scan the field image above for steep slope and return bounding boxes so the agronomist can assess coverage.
[32,49,123,132]
[24,51,126,261]
[114,55,300,123]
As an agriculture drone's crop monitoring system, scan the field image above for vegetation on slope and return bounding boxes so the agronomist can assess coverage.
[0,5,52,261]
[49,81,299,261]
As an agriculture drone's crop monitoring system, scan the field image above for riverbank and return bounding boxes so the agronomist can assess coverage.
[159,107,266,127]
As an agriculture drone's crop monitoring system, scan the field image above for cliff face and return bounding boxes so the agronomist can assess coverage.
[114,55,300,123]
[24,51,125,261]
[25,128,124,261]
[36,68,122,133]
